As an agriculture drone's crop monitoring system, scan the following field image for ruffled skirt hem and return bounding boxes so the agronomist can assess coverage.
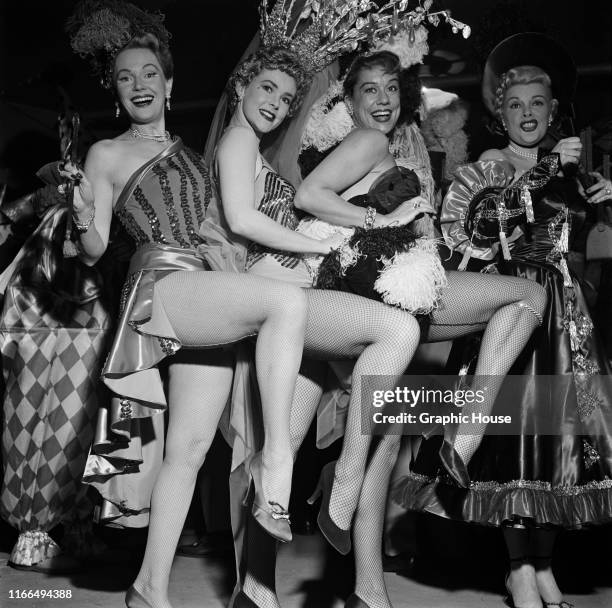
[392,471,612,529]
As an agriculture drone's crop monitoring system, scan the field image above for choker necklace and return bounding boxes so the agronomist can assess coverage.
[508,142,538,160]
[130,127,171,143]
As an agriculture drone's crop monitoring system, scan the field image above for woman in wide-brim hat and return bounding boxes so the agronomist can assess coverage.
[395,32,612,608]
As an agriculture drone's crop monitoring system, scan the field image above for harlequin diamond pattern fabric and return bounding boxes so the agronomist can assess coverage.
[1,283,111,531]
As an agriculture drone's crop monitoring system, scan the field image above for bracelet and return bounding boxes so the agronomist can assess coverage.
[73,206,95,233]
[363,206,377,230]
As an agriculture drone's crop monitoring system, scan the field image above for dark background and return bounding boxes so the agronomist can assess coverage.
[0,0,611,197]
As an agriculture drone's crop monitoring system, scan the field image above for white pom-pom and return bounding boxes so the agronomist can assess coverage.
[374,237,447,314]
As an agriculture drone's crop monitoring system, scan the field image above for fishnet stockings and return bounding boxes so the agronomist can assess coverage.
[302,290,420,530]
[242,362,326,608]
[239,271,545,607]
[343,270,547,608]
[241,289,420,607]
[426,271,547,463]
[353,435,401,608]
[128,271,307,608]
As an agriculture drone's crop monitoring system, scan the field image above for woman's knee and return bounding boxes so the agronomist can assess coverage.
[268,284,308,326]
[164,433,213,471]
[383,310,421,349]
[526,282,547,316]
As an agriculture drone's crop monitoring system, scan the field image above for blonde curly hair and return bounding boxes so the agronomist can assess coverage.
[494,65,554,119]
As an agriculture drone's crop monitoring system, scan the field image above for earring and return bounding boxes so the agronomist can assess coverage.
[548,115,553,126]
[344,97,354,117]
[166,96,171,111]
[115,102,120,118]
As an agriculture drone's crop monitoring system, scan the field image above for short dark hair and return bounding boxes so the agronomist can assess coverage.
[113,32,174,85]
[227,46,310,117]
[343,50,422,126]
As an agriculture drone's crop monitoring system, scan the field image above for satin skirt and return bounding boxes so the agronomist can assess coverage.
[83,244,210,526]
[393,260,612,528]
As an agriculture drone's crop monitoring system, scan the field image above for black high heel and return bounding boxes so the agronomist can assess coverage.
[307,461,351,555]
[233,590,261,608]
[345,592,372,607]
[125,585,152,608]
[438,421,471,488]
[248,452,292,543]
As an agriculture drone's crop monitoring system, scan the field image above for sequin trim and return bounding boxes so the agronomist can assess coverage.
[119,398,133,421]
[405,470,612,495]
[583,440,601,469]
[152,165,191,249]
[158,337,180,356]
[183,147,212,215]
[176,152,205,231]
[246,170,302,270]
[168,157,200,249]
[116,206,150,247]
[119,273,138,314]
[133,185,168,245]
[472,154,560,244]
[560,289,601,421]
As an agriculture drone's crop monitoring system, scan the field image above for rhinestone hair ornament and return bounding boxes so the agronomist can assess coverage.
[66,0,171,88]
[260,0,471,76]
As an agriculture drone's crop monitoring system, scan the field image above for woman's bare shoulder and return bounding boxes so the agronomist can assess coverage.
[218,126,258,154]
[342,127,388,148]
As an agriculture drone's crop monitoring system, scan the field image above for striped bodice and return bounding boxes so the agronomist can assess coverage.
[114,141,214,250]
[245,165,302,270]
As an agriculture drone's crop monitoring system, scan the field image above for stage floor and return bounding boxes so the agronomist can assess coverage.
[2,531,612,608]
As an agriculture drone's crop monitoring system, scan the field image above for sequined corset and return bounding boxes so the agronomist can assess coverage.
[245,166,302,270]
[114,141,214,250]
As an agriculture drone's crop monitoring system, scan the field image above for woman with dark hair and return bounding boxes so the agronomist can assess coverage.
[296,48,548,550]
[226,44,546,607]
[396,33,612,608]
[62,3,313,607]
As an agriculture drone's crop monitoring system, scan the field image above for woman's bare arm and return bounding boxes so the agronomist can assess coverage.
[217,126,335,255]
[61,140,116,266]
[295,129,391,227]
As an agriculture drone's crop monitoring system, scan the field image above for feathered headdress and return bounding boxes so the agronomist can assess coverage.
[260,0,470,76]
[66,0,170,88]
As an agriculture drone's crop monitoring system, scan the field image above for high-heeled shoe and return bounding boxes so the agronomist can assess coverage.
[233,590,261,608]
[307,461,351,555]
[345,592,372,607]
[125,585,152,608]
[248,452,292,543]
[438,420,470,488]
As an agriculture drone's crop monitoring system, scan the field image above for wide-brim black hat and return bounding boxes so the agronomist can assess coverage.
[482,32,577,115]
